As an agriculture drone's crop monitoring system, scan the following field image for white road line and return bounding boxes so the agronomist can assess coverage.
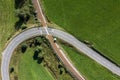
[44,27,49,35]
[36,0,50,35]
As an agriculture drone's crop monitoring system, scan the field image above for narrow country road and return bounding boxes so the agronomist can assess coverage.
[1,27,120,80]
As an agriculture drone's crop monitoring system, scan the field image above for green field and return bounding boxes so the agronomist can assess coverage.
[62,44,120,80]
[18,48,54,80]
[0,0,16,52]
[42,0,120,65]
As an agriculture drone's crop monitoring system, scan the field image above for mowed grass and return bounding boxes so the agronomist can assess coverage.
[42,0,120,65]
[18,48,54,80]
[0,0,16,52]
[62,45,120,80]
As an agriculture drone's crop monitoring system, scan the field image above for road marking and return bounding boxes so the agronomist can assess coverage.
[44,27,49,35]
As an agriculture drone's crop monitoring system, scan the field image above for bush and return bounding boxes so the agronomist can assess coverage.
[21,24,27,30]
[37,57,44,64]
[21,43,27,53]
[15,7,30,23]
[15,0,25,9]
[10,67,14,73]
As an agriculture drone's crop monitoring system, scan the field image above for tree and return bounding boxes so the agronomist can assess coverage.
[10,67,14,73]
[15,8,29,30]
[37,57,44,64]
[15,6,30,23]
[21,43,27,53]
[21,23,27,30]
[15,0,25,9]
[33,51,39,60]
[29,4,36,15]
[33,48,41,60]
[34,37,42,46]
[58,64,63,68]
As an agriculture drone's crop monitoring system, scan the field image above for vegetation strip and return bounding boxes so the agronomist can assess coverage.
[10,36,74,80]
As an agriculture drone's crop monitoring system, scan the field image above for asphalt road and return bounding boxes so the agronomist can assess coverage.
[1,27,120,80]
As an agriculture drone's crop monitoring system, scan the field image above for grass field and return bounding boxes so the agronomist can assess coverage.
[18,48,54,80]
[62,44,120,80]
[42,0,120,65]
[0,0,17,52]
[10,45,54,80]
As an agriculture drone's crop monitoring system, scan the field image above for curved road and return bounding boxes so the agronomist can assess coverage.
[1,27,120,80]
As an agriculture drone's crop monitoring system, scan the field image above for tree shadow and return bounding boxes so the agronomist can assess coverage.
[58,64,63,68]
[15,0,25,9]
[14,19,24,30]
[59,69,63,75]
[21,44,27,53]
[10,67,14,73]
[15,14,30,30]
[37,57,44,64]
[33,51,39,60]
